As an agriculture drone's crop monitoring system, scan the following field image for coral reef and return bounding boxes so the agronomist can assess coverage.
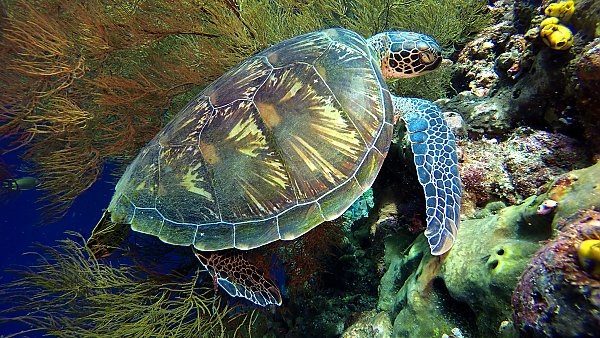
[457,127,586,214]
[345,188,375,221]
[383,199,542,337]
[341,310,392,338]
[6,0,600,337]
[512,210,600,337]
[545,162,600,224]
[438,0,599,145]
[574,36,600,156]
[339,1,600,333]
[377,160,600,337]
[1,1,497,336]
[274,1,600,336]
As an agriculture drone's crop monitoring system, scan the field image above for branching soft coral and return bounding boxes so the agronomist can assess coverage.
[0,0,491,222]
[278,219,345,297]
[0,235,258,337]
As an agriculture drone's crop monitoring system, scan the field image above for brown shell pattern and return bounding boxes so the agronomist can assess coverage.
[108,28,394,251]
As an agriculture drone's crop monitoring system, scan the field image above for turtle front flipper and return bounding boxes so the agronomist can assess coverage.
[393,96,462,256]
[195,251,282,307]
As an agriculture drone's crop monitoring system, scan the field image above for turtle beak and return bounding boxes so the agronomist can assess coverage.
[422,54,442,72]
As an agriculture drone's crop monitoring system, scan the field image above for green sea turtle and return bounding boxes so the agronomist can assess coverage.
[92,28,461,307]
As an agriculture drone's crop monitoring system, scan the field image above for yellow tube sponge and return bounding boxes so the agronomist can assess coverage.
[545,0,575,22]
[540,23,574,50]
[578,239,600,278]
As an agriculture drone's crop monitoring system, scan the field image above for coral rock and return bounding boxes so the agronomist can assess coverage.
[575,37,600,155]
[512,210,600,337]
[458,128,587,213]
[341,310,392,338]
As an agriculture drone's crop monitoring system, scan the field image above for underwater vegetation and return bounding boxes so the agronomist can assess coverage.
[0,0,490,222]
[0,0,503,337]
[0,235,259,337]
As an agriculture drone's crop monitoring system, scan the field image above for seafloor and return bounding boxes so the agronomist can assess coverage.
[1,0,599,337]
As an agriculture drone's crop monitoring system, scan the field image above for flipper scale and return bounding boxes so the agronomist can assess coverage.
[395,97,462,255]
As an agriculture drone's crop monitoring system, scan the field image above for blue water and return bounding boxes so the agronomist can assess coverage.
[0,148,114,336]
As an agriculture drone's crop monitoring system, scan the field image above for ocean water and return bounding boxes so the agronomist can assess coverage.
[0,148,113,336]
[2,1,600,337]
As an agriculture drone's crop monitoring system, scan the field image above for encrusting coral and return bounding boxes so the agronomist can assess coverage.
[512,210,600,337]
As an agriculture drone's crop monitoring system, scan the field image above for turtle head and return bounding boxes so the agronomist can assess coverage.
[367,31,442,79]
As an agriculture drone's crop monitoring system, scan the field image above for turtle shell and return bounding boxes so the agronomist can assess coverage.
[108,28,394,251]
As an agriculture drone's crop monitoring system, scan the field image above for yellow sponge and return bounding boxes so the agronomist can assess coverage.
[540,23,574,50]
[545,0,575,22]
[578,239,600,278]
[540,16,560,28]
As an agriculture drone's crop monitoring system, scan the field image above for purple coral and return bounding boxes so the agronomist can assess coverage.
[457,128,586,214]
[512,210,600,337]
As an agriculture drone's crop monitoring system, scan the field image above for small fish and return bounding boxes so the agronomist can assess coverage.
[537,199,558,215]
[1,176,38,191]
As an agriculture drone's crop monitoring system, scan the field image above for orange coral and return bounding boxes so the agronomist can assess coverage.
[0,0,226,220]
[271,218,345,297]
[0,0,339,222]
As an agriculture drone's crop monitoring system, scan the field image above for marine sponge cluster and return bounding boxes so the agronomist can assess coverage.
[512,210,600,337]
[539,1,575,50]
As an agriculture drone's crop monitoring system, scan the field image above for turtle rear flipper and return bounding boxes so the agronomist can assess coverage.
[195,251,282,307]
[86,210,131,259]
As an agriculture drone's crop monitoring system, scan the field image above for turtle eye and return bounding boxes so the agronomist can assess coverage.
[420,51,437,64]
